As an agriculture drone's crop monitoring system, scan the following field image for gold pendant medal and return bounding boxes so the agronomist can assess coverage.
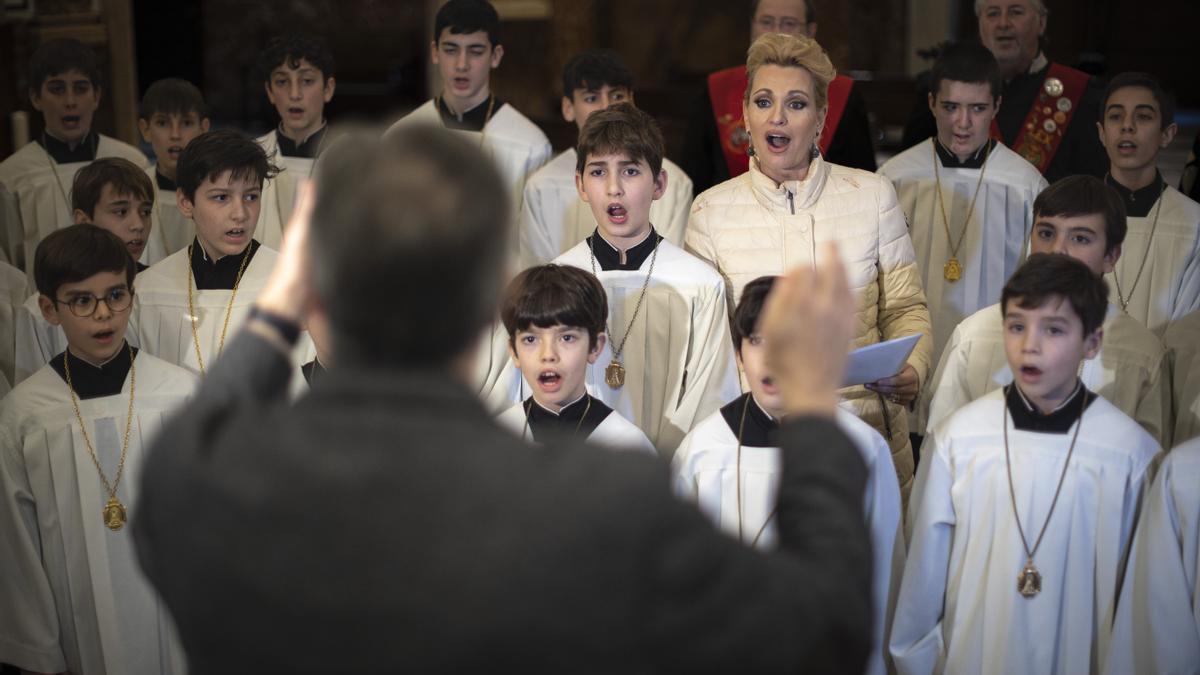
[1017,559,1042,598]
[944,256,963,282]
[605,360,626,389]
[103,496,127,531]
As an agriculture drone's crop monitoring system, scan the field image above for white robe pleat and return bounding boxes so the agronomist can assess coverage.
[0,353,195,674]
[671,406,904,675]
[924,303,1171,445]
[1,260,30,384]
[14,292,68,385]
[891,390,1159,675]
[1165,309,1200,444]
[496,400,657,454]
[517,148,694,268]
[253,131,316,250]
[144,165,193,260]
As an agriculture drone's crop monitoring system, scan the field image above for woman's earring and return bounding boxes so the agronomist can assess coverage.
[747,144,756,157]
[811,143,820,159]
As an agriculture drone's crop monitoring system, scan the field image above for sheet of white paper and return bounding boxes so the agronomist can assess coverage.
[842,333,922,387]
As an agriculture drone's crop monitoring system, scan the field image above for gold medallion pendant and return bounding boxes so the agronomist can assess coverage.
[944,256,963,282]
[605,360,626,389]
[103,497,127,531]
[1017,560,1042,597]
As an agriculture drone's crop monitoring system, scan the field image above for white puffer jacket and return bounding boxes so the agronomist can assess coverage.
[687,155,932,500]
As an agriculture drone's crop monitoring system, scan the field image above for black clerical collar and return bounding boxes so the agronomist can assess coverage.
[934,137,996,169]
[51,343,138,400]
[524,394,612,443]
[155,170,177,192]
[1005,381,1096,434]
[301,359,326,386]
[275,124,327,159]
[189,238,260,290]
[720,393,780,447]
[586,228,663,272]
[436,94,504,132]
[136,261,149,274]
[1105,172,1164,218]
[37,131,99,164]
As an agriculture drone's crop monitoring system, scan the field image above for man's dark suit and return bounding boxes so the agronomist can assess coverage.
[133,330,873,673]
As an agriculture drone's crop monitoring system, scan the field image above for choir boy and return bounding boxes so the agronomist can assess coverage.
[891,253,1159,674]
[672,275,902,675]
[0,225,195,674]
[518,49,693,268]
[924,176,1171,445]
[496,264,654,453]
[137,77,211,256]
[553,103,739,454]
[254,34,336,249]
[0,38,147,277]
[387,0,551,218]
[1098,72,1200,335]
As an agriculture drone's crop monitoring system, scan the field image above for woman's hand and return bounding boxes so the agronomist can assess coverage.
[866,363,919,407]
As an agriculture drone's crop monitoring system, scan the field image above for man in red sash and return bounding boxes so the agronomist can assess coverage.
[901,0,1106,183]
[682,0,877,193]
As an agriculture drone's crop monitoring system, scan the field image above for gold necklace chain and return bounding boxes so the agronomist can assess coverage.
[589,233,659,389]
[1111,176,1165,313]
[63,343,136,531]
[41,131,98,208]
[521,396,593,442]
[931,140,991,282]
[436,94,496,148]
[735,395,777,548]
[1002,383,1087,598]
[186,243,253,375]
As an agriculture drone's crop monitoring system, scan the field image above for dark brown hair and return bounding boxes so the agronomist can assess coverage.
[575,102,664,176]
[731,275,778,353]
[1000,252,1109,336]
[71,157,154,217]
[176,129,277,202]
[35,224,136,299]
[501,265,608,349]
[1033,175,1127,255]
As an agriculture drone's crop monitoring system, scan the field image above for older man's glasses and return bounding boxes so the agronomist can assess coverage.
[56,287,133,317]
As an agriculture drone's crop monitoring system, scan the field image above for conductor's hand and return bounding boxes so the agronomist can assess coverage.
[761,242,855,419]
[256,179,315,324]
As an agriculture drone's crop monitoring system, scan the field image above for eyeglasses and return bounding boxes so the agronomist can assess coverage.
[55,287,133,317]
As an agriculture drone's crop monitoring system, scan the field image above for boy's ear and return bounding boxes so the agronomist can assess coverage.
[507,340,520,368]
[927,91,936,115]
[490,44,504,69]
[587,333,607,364]
[38,294,61,326]
[176,188,194,218]
[322,77,336,103]
[1160,121,1178,149]
[137,118,151,142]
[1102,243,1122,274]
[72,208,91,225]
[200,117,212,133]
[429,40,440,64]
[652,168,668,200]
[29,86,43,110]
[1083,327,1103,360]
[561,96,576,124]
[574,171,589,202]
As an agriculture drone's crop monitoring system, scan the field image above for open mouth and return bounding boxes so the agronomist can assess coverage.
[1117,141,1138,153]
[167,145,183,157]
[93,329,115,342]
[287,106,304,116]
[761,376,778,393]
[224,228,247,242]
[127,239,145,254]
[765,133,791,151]
[537,371,562,391]
[606,203,628,223]
[453,77,471,90]
[62,115,81,126]
[1019,365,1043,377]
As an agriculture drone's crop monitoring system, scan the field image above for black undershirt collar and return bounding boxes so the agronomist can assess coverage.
[154,170,177,192]
[275,124,327,159]
[136,261,148,274]
[720,392,780,447]
[436,95,505,132]
[586,228,664,272]
[189,238,260,290]
[1005,381,1097,434]
[37,131,99,164]
[51,342,138,400]
[934,137,997,169]
[1105,172,1164,218]
[524,394,612,443]
[301,359,326,386]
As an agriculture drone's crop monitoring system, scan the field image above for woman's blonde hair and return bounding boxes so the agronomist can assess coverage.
[744,33,836,110]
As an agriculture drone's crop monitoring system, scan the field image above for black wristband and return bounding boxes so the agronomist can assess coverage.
[248,306,301,346]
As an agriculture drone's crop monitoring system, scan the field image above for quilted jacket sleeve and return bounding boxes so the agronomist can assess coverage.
[874,178,933,385]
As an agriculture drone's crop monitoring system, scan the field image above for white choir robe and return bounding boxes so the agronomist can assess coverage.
[1106,438,1200,674]
[0,352,195,674]
[923,302,1171,446]
[891,390,1159,675]
[144,164,193,259]
[253,131,314,250]
[1105,185,1200,335]
[1166,309,1200,443]
[878,139,1046,373]
[554,239,741,454]
[672,405,904,675]
[496,400,657,454]
[14,292,68,385]
[517,148,694,268]
[0,370,8,399]
[0,137,147,277]
[1,259,30,384]
[129,244,315,375]
[386,100,552,221]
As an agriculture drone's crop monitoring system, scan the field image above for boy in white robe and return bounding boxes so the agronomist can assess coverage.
[386,0,551,221]
[925,176,1171,445]
[131,129,312,376]
[672,275,903,675]
[518,49,693,268]
[0,225,194,674]
[879,42,1047,374]
[495,264,654,453]
[1165,309,1200,443]
[892,253,1159,675]
[0,259,30,385]
[0,38,147,277]
[137,77,211,257]
[254,34,336,249]
[1106,436,1200,674]
[1098,72,1200,335]
[553,103,740,455]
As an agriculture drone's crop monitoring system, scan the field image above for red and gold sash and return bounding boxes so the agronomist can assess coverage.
[990,62,1090,173]
[708,67,854,177]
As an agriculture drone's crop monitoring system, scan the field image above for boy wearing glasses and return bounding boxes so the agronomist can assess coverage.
[0,225,194,675]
